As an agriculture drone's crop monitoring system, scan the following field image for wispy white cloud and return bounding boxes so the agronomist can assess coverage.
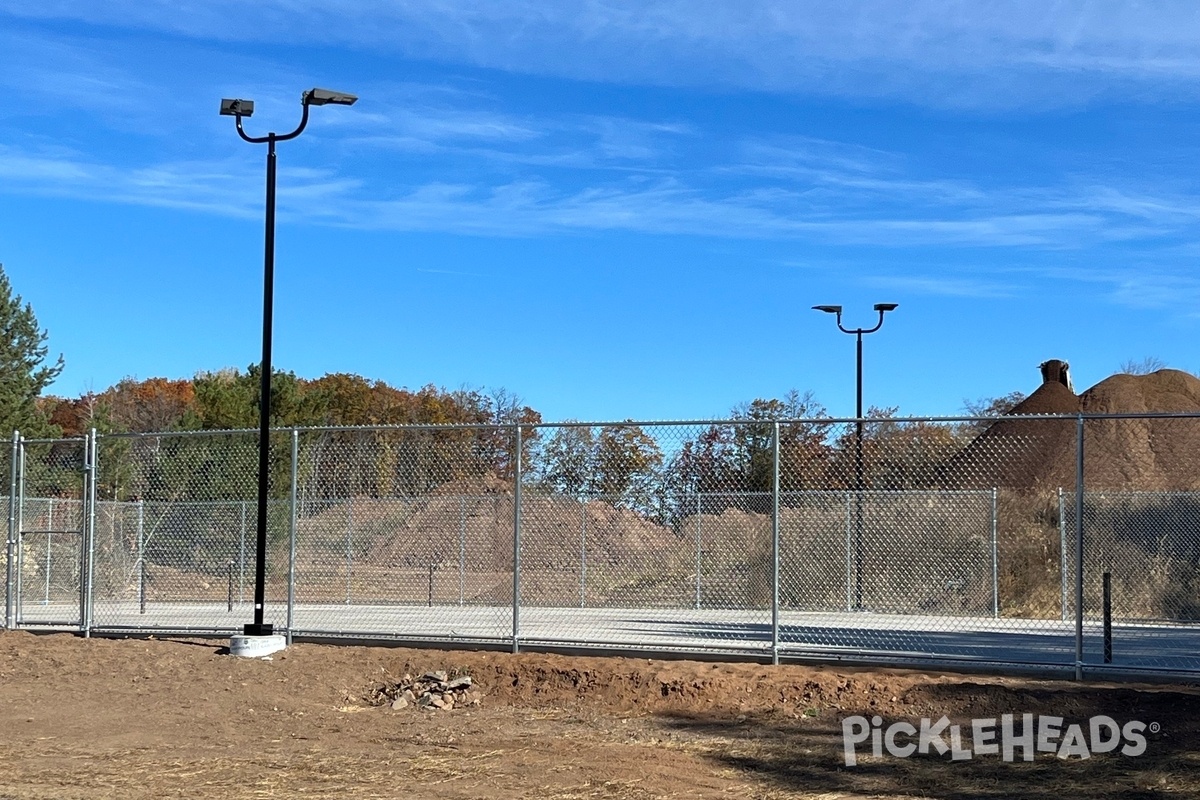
[731,139,987,208]
[415,267,487,278]
[386,108,543,143]
[343,103,692,176]
[0,29,162,126]
[3,139,1196,250]
[1037,263,1200,313]
[9,1,1200,108]
[866,274,1019,299]
[0,144,346,219]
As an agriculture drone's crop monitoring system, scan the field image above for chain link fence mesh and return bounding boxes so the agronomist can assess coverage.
[1060,417,1200,671]
[5,414,1199,675]
[0,440,7,626]
[89,430,288,632]
[12,439,87,627]
[290,427,513,640]
[1066,492,1200,623]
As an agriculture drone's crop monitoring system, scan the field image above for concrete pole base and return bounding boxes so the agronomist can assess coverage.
[229,633,287,658]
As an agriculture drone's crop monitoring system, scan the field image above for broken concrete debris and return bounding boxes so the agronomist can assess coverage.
[369,671,481,712]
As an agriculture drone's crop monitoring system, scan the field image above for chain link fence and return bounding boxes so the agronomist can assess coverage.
[1065,492,1200,623]
[85,430,290,632]
[5,413,1200,677]
[7,437,89,628]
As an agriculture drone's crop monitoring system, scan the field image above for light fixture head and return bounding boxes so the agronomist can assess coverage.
[812,305,843,314]
[219,98,254,117]
[873,303,899,312]
[304,88,358,106]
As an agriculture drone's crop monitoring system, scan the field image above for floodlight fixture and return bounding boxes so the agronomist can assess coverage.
[304,88,358,106]
[220,98,254,117]
[812,305,843,314]
[874,303,899,312]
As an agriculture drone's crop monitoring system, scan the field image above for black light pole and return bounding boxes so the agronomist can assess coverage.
[813,303,898,610]
[220,88,357,637]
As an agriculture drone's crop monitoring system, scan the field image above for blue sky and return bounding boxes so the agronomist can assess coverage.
[3,1,1200,423]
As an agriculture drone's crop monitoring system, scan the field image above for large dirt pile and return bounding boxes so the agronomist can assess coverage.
[952,368,1200,491]
[335,477,680,573]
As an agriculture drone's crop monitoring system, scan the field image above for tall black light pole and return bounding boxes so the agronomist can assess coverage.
[220,88,357,637]
[813,303,898,610]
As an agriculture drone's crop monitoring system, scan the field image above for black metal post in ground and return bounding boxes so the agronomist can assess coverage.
[245,131,279,637]
[854,330,864,610]
[1103,571,1113,664]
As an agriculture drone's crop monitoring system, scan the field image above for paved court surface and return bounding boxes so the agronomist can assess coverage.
[15,600,1200,674]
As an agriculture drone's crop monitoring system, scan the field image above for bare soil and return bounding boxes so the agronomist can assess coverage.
[0,632,1198,799]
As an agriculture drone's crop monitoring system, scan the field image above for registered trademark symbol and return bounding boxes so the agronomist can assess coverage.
[1149,722,1161,734]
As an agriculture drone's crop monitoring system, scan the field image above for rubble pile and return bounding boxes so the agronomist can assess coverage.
[367,670,482,712]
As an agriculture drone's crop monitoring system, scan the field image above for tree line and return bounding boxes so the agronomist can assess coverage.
[4,263,1032,522]
[37,369,540,439]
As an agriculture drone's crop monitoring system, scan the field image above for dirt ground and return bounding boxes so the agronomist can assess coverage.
[0,632,1197,799]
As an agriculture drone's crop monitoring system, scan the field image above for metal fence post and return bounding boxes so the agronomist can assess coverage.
[991,487,999,619]
[239,501,247,604]
[1102,571,1113,664]
[458,495,466,606]
[579,495,587,608]
[43,498,53,606]
[83,429,98,636]
[344,497,353,605]
[15,439,25,625]
[844,491,853,612]
[694,493,702,610]
[512,425,522,654]
[137,499,146,614]
[286,429,299,645]
[5,431,18,629]
[1058,487,1067,623]
[1074,415,1085,681]
[771,422,781,665]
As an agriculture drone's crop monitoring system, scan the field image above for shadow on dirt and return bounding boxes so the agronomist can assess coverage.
[658,681,1200,800]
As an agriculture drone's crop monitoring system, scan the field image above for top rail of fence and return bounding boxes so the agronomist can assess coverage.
[75,410,1200,441]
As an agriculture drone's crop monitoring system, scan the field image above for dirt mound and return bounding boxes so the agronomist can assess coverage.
[1012,379,1082,415]
[944,380,1080,490]
[1082,369,1200,413]
[2,632,1198,800]
[951,368,1200,491]
[353,478,680,576]
[427,472,510,496]
[1075,369,1200,491]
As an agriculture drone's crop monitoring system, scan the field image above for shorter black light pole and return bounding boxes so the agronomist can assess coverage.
[813,303,898,610]
[220,88,358,637]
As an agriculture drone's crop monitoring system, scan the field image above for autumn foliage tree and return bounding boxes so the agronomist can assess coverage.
[666,390,830,516]
[536,421,663,514]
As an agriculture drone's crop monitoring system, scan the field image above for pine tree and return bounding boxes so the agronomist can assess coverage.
[0,264,64,436]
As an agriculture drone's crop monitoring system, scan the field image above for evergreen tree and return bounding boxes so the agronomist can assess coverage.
[0,265,63,436]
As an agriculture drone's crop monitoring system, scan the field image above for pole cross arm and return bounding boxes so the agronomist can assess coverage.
[234,102,311,144]
[224,86,355,144]
[813,303,898,336]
